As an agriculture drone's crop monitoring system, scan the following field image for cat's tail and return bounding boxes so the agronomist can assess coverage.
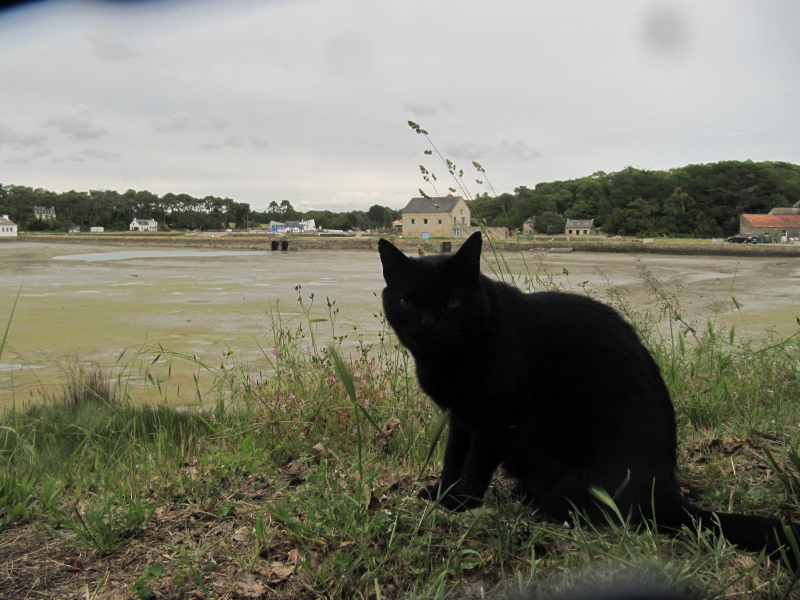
[656,490,800,568]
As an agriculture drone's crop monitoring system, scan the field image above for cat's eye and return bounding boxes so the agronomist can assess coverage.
[445,297,461,309]
[399,298,414,310]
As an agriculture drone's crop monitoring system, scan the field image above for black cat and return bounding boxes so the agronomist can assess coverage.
[378,231,798,563]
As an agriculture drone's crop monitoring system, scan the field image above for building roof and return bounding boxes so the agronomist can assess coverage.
[403,196,464,214]
[565,219,595,228]
[743,214,800,228]
[0,215,17,226]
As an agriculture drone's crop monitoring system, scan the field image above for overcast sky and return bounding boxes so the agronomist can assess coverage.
[1,0,798,213]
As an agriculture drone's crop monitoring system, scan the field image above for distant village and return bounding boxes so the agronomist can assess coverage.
[2,195,800,243]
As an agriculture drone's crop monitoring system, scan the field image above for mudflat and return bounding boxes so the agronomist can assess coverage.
[1,240,798,410]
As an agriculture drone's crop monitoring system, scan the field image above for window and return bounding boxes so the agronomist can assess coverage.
[423,218,428,225]
[411,218,415,225]
[453,229,461,237]
[568,229,573,234]
[438,219,442,225]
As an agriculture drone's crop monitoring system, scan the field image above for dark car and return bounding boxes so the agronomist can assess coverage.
[728,233,759,244]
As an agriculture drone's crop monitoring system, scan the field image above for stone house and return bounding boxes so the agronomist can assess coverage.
[0,215,18,237]
[402,196,470,239]
[523,218,535,235]
[564,219,596,236]
[740,214,800,242]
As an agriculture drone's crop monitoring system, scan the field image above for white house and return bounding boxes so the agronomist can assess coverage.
[0,215,18,237]
[130,218,158,231]
[34,206,56,220]
[268,219,316,233]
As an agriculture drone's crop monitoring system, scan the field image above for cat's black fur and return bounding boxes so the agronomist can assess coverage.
[378,231,799,563]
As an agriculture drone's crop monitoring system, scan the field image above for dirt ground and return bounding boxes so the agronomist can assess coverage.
[0,239,799,599]
[1,240,799,410]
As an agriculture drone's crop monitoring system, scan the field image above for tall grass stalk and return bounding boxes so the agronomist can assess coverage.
[408,120,535,288]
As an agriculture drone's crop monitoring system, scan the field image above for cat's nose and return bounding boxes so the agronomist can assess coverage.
[419,313,436,330]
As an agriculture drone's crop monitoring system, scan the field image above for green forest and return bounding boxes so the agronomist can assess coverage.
[2,159,799,237]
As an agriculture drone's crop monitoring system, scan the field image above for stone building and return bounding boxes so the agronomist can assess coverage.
[564,219,596,236]
[401,196,470,239]
[740,201,800,241]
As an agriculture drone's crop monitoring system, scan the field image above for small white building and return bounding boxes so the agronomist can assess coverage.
[268,219,316,233]
[34,206,56,220]
[0,215,18,237]
[130,218,158,231]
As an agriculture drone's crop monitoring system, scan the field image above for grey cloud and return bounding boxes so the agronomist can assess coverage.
[498,139,542,161]
[31,147,53,159]
[0,121,48,147]
[155,113,232,135]
[3,156,31,165]
[445,140,541,163]
[444,142,492,161]
[153,113,194,133]
[65,149,122,162]
[46,105,107,140]
[247,135,270,150]
[201,114,230,132]
[199,133,270,151]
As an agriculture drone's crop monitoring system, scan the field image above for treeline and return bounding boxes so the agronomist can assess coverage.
[0,186,402,233]
[470,160,800,237]
[2,160,799,237]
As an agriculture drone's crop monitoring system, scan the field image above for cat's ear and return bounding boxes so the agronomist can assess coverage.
[378,238,409,285]
[453,231,482,280]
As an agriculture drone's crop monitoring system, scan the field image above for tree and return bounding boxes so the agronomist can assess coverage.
[367,204,387,228]
[536,212,567,235]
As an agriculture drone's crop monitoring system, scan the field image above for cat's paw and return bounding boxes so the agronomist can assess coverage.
[417,484,482,511]
[416,483,440,501]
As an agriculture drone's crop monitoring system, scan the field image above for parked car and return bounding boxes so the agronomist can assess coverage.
[727,233,759,244]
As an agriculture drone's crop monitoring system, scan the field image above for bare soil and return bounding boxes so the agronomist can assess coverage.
[0,238,799,599]
[1,240,798,410]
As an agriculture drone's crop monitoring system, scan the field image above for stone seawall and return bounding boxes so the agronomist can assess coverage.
[14,233,800,258]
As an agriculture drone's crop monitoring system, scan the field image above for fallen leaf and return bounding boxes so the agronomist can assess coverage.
[277,462,308,485]
[232,527,251,543]
[287,548,303,565]
[382,417,401,437]
[708,438,744,455]
[268,561,295,583]
[235,572,266,598]
[311,442,340,463]
[66,557,84,572]
[366,493,385,514]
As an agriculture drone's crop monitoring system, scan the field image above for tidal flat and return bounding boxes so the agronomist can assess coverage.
[1,240,798,410]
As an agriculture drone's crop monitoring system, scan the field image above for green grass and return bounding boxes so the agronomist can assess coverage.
[1,271,800,599]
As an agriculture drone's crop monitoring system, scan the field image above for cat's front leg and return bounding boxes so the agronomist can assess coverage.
[420,416,501,511]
